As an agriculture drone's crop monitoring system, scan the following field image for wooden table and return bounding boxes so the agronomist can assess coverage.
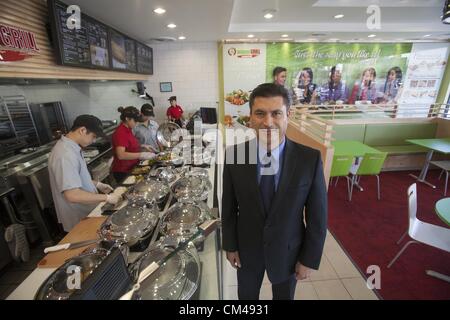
[406,138,450,189]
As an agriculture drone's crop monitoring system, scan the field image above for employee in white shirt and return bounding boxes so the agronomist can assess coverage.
[133,104,160,153]
[48,115,121,232]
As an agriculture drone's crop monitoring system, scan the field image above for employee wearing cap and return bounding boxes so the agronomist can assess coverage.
[133,104,160,153]
[111,106,156,183]
[166,96,184,127]
[48,115,121,232]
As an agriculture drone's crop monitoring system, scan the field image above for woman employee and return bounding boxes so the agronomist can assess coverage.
[111,106,155,183]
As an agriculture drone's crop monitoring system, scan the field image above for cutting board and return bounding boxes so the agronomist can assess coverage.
[38,217,106,269]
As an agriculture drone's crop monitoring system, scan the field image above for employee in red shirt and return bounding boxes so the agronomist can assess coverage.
[166,96,184,127]
[111,106,155,183]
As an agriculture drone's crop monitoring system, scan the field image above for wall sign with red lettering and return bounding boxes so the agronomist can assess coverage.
[0,24,40,62]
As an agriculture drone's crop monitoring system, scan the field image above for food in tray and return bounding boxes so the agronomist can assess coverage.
[224,115,233,127]
[156,152,172,162]
[225,89,250,106]
[131,166,151,175]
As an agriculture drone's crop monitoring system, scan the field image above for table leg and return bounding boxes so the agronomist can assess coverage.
[409,150,436,189]
[426,270,450,283]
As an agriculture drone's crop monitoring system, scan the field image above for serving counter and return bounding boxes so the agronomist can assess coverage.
[7,163,221,300]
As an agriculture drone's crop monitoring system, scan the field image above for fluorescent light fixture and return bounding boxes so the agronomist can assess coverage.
[423,34,432,37]
[178,36,186,40]
[264,13,274,19]
[247,34,255,38]
[368,34,376,38]
[334,14,344,19]
[153,8,166,14]
[167,23,177,29]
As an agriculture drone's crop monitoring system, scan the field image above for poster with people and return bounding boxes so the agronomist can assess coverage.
[265,43,413,106]
[221,42,449,124]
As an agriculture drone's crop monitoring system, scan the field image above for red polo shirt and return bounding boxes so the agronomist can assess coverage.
[166,105,184,120]
[111,123,140,173]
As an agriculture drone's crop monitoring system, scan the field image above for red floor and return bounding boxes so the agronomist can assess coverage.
[328,170,450,300]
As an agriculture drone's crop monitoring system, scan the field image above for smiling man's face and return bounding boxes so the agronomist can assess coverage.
[249,96,290,150]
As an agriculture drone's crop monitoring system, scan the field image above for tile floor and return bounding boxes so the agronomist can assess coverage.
[222,231,380,300]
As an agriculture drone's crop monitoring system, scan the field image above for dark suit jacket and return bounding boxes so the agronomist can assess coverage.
[222,138,328,284]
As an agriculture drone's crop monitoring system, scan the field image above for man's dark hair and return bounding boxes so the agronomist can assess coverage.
[249,83,290,111]
[272,66,287,78]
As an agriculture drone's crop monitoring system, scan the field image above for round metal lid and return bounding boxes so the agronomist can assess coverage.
[100,205,158,243]
[156,122,182,148]
[135,243,200,300]
[35,249,109,300]
[165,202,202,225]
[127,179,170,204]
[171,176,212,201]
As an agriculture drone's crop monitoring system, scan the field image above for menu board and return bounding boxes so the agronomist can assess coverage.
[51,1,90,67]
[48,0,152,74]
[110,29,137,72]
[86,18,110,68]
[137,42,153,75]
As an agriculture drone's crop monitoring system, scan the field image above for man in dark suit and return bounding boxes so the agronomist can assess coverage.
[222,83,328,300]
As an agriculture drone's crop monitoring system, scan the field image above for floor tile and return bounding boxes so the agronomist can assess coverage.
[294,281,319,300]
[312,279,352,300]
[341,278,379,300]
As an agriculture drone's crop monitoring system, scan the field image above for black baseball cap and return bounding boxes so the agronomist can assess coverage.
[118,106,143,122]
[141,103,155,117]
[71,115,106,138]
[168,96,177,102]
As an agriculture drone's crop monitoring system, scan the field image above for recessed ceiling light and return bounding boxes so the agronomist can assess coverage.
[247,34,255,38]
[153,8,166,14]
[167,23,177,29]
[423,34,432,37]
[334,14,344,19]
[178,36,186,40]
[264,13,274,19]
[281,34,289,38]
[368,34,376,38]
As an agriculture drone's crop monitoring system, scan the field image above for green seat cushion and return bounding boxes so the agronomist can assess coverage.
[374,145,429,154]
[364,123,437,146]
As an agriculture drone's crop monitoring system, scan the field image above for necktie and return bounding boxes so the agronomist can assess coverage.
[259,153,275,217]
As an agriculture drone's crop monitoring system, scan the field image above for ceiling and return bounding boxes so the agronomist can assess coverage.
[62,0,450,43]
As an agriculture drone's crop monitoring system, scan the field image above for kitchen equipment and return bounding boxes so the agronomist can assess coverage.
[129,240,201,300]
[44,239,101,254]
[38,217,107,269]
[125,179,170,209]
[149,166,178,183]
[121,220,218,300]
[160,201,213,243]
[171,176,212,202]
[99,204,159,250]
[29,102,68,145]
[156,122,183,149]
[35,247,131,300]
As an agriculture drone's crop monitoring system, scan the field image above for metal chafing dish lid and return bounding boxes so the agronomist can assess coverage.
[128,179,170,202]
[161,201,211,239]
[156,122,182,148]
[35,249,109,300]
[171,176,212,201]
[100,205,158,242]
[165,202,202,225]
[135,242,200,300]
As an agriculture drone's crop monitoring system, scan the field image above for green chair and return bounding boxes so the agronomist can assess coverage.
[330,155,354,201]
[349,152,388,201]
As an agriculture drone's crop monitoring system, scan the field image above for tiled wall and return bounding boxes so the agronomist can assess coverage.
[0,42,219,124]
